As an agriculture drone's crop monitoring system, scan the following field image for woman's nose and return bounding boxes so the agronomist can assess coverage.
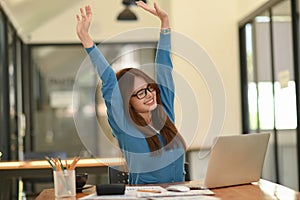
[145,90,153,98]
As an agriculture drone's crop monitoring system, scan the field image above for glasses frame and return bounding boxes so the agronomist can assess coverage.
[131,84,155,100]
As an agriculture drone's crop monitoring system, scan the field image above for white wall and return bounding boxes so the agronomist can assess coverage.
[170,0,270,180]
[171,1,238,149]
[170,0,268,149]
[237,0,269,19]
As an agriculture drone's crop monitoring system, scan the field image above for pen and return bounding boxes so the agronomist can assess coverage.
[58,157,65,171]
[45,156,56,171]
[137,189,162,193]
[65,159,69,170]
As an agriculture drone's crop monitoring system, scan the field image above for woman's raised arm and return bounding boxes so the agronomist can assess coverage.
[76,5,94,48]
[137,1,175,121]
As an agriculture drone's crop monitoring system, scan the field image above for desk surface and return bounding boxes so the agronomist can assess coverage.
[0,157,125,180]
[36,179,300,200]
[0,157,125,170]
[212,179,299,200]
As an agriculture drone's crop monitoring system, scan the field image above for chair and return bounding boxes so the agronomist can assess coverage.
[22,151,67,197]
[108,166,129,184]
[184,162,191,181]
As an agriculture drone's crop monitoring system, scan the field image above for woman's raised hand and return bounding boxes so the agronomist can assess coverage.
[136,1,169,29]
[76,5,94,48]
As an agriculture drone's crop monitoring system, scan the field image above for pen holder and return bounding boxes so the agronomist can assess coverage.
[53,170,76,197]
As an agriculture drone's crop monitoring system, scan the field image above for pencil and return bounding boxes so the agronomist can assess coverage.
[69,156,80,170]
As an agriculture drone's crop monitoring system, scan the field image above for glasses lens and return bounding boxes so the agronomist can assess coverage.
[147,84,155,92]
[133,84,155,99]
[136,89,147,99]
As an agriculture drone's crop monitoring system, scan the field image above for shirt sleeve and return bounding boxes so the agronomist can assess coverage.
[85,44,128,136]
[155,33,175,122]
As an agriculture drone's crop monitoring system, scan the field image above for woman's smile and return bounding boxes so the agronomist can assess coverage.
[145,98,155,105]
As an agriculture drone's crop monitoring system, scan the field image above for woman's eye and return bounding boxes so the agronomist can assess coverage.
[137,91,145,97]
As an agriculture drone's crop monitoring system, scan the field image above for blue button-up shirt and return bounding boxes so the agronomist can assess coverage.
[86,33,185,184]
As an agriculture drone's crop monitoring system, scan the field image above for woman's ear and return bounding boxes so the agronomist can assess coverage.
[129,102,134,110]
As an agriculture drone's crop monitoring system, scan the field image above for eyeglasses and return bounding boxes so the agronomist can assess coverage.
[131,84,155,100]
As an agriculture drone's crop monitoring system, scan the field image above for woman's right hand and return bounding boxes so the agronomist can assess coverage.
[76,5,94,48]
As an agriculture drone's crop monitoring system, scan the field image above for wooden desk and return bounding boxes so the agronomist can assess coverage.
[0,157,125,200]
[36,179,300,200]
[212,179,299,200]
[0,157,125,178]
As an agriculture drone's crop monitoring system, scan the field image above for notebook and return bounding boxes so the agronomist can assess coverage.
[185,133,270,189]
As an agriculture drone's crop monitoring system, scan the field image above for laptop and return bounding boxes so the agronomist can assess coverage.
[185,133,270,189]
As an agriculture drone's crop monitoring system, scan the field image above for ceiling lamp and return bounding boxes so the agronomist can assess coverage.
[117,0,147,21]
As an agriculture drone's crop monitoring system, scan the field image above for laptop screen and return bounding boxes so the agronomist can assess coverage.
[203,133,270,188]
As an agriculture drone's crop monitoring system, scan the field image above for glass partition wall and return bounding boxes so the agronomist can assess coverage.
[239,0,300,190]
[0,9,23,162]
[29,43,156,159]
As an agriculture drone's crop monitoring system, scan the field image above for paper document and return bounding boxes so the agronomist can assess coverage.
[79,193,142,200]
[79,185,215,200]
[151,196,220,200]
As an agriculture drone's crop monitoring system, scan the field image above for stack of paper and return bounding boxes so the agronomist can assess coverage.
[79,185,220,200]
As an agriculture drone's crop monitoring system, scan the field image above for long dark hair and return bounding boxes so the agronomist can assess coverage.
[116,68,186,153]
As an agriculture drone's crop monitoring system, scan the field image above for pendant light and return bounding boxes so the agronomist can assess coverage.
[117,0,147,21]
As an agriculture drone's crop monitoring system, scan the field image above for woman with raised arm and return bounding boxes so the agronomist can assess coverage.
[76,1,186,184]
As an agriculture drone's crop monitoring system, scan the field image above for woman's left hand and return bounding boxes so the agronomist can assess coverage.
[136,1,169,28]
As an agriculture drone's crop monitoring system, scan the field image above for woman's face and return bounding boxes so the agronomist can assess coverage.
[130,76,157,114]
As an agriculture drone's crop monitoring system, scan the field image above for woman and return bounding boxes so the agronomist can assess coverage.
[76,1,186,184]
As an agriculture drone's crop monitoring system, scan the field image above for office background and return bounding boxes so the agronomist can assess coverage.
[1,0,299,195]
